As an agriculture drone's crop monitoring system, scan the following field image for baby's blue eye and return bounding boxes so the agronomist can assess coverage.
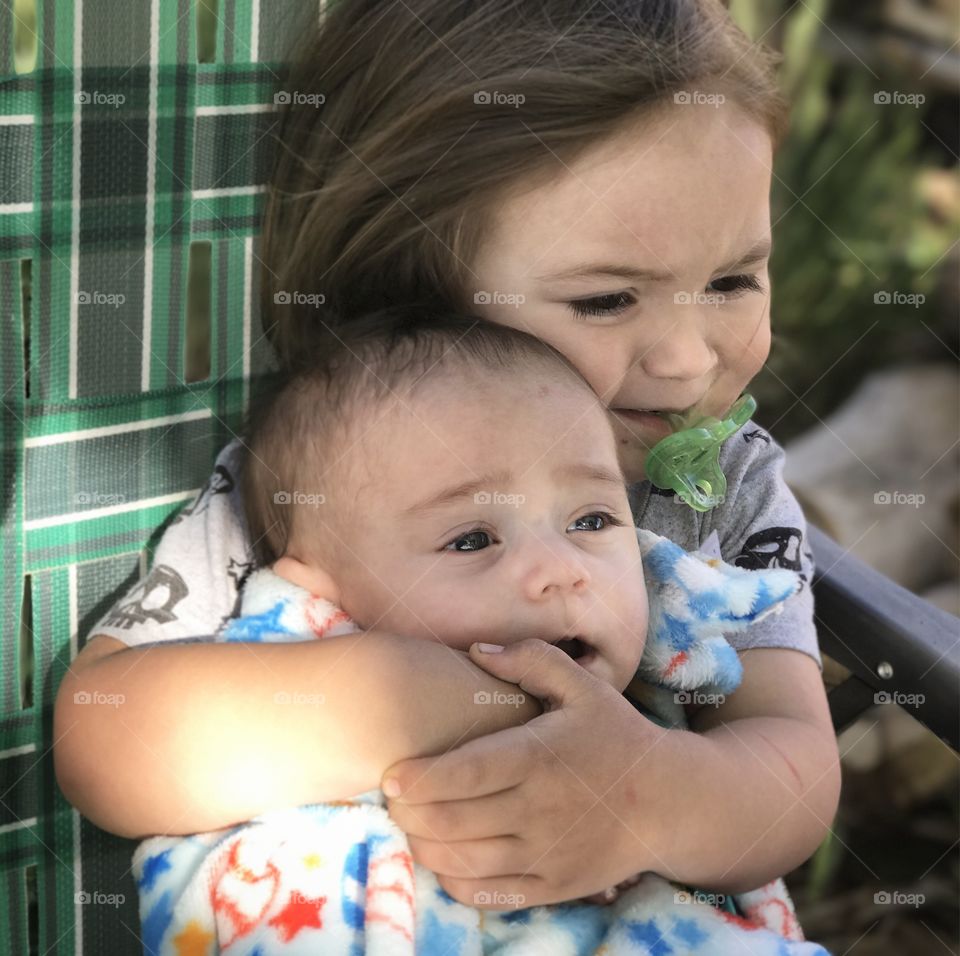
[568,512,624,532]
[445,530,493,552]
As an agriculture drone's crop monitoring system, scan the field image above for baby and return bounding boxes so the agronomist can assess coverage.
[133,307,827,955]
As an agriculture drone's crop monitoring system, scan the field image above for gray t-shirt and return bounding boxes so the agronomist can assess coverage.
[92,422,821,670]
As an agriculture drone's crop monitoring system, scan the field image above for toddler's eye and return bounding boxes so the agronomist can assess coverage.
[444,530,494,552]
[568,512,625,532]
[707,274,764,296]
[569,292,634,321]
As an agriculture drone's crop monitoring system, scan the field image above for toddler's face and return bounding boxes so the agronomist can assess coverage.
[469,102,774,485]
[324,371,647,692]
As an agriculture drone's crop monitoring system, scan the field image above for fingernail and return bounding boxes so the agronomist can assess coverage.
[383,777,402,798]
[476,642,504,653]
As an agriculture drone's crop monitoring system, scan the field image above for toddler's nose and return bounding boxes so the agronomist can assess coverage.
[635,315,717,383]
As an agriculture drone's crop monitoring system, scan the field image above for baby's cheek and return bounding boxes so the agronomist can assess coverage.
[618,579,649,659]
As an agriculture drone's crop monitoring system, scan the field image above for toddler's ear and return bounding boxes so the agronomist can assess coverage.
[272,555,341,605]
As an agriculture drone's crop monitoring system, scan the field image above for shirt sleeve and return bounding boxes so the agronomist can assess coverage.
[88,438,257,647]
[702,422,822,671]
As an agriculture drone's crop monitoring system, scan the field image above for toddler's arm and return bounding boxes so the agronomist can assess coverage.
[54,630,540,839]
[641,646,840,892]
[652,424,839,889]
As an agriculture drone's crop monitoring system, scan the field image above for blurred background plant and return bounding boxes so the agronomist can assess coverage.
[730,0,958,442]
[729,1,959,953]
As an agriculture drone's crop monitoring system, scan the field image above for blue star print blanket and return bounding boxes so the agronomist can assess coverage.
[133,529,831,955]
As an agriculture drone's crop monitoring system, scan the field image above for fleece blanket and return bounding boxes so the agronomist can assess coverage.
[133,529,831,955]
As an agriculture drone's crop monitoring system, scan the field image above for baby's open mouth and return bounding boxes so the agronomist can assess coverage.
[555,637,588,660]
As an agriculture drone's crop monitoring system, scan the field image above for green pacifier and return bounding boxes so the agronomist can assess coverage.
[645,394,757,512]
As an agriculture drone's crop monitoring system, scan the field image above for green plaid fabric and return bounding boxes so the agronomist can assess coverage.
[0,2,304,952]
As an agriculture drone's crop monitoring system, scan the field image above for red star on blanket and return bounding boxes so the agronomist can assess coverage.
[267,893,328,942]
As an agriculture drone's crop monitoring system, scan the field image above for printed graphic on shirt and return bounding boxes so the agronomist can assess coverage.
[172,464,235,524]
[218,556,257,632]
[734,527,805,576]
[101,564,189,629]
[742,428,771,445]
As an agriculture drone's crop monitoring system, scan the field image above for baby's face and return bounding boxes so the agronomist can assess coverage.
[325,369,647,692]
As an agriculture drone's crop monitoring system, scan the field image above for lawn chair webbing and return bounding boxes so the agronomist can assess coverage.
[0,1,308,952]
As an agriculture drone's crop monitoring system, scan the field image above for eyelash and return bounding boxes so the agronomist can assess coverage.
[568,274,765,320]
[442,511,626,553]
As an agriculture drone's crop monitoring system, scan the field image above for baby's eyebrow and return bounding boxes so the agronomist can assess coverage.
[553,462,628,495]
[402,463,627,516]
[403,470,513,516]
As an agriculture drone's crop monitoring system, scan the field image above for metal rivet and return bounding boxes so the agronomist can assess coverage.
[876,661,894,680]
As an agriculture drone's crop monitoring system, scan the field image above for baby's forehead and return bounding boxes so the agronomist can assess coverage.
[350,363,600,439]
[338,372,616,492]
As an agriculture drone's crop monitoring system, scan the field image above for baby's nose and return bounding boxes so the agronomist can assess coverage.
[520,540,591,601]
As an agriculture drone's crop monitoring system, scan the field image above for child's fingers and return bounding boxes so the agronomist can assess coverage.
[404,833,523,881]
[387,784,526,842]
[382,723,532,805]
[466,637,597,710]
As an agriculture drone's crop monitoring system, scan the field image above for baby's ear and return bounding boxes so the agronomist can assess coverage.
[272,555,341,605]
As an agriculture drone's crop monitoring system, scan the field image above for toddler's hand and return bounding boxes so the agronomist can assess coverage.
[381,639,674,909]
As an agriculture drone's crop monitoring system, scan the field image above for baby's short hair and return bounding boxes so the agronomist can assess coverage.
[241,304,596,567]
